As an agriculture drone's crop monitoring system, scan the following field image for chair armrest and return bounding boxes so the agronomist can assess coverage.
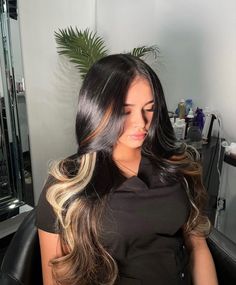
[207,227,236,285]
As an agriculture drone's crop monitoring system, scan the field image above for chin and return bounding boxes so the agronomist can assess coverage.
[117,137,145,150]
[124,141,144,149]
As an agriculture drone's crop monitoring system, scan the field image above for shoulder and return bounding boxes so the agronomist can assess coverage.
[35,174,59,233]
[36,153,79,233]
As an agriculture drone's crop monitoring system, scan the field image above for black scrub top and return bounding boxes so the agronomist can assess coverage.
[36,154,192,285]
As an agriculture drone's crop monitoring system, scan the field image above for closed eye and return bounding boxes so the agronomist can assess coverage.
[123,111,131,115]
[122,108,131,115]
[144,105,155,112]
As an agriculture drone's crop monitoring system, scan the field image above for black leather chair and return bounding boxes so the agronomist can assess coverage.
[0,209,42,285]
[0,209,236,285]
[207,227,236,285]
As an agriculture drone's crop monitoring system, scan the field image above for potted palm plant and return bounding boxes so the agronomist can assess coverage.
[55,27,159,79]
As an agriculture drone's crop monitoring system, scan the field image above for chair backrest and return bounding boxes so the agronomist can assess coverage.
[207,227,236,285]
[0,209,42,285]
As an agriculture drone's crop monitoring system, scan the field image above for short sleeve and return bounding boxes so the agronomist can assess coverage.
[35,175,60,233]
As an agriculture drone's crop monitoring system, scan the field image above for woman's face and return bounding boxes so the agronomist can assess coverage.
[117,76,155,150]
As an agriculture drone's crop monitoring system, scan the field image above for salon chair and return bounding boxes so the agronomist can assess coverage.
[0,209,236,285]
[0,209,42,285]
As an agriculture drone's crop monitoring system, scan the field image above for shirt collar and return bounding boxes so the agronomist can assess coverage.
[90,152,155,195]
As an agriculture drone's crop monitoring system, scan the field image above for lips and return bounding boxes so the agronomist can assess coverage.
[129,132,147,140]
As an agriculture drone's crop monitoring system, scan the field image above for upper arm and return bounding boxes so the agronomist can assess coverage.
[36,175,60,233]
[38,229,63,285]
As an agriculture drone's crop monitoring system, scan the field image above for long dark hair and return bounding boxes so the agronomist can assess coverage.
[47,54,210,285]
[75,53,175,156]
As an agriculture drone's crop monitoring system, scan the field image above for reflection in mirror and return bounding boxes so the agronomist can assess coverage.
[0,0,33,222]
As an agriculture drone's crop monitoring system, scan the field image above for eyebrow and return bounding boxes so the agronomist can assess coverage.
[124,100,154,107]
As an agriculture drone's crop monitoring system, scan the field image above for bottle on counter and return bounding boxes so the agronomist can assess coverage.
[173,118,186,141]
[178,99,186,119]
[202,107,216,142]
[186,123,202,149]
[184,108,195,139]
[185,99,193,115]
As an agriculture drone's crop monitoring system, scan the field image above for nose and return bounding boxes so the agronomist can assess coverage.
[132,110,148,128]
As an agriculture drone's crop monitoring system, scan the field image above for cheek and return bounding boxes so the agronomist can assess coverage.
[121,117,131,134]
[146,113,154,126]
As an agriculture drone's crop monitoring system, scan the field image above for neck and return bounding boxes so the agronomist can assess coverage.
[112,144,141,162]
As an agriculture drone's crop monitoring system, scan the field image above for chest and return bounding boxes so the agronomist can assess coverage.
[100,179,190,260]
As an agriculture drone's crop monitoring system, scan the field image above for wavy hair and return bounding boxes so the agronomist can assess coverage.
[46,54,210,285]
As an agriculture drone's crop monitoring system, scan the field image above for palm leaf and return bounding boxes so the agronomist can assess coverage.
[129,45,159,59]
[55,27,108,79]
[55,27,160,79]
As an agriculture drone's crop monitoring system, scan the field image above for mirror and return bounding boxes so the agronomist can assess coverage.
[0,0,33,221]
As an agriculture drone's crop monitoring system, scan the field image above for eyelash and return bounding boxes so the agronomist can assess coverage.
[123,106,155,115]
[145,106,155,112]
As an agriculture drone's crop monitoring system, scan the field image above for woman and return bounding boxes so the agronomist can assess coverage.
[36,54,218,285]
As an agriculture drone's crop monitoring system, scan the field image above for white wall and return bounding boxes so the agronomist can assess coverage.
[97,0,236,142]
[18,0,95,202]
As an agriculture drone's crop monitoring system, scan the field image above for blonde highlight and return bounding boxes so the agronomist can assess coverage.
[46,152,118,285]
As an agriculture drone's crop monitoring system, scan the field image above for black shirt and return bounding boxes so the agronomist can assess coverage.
[36,154,191,285]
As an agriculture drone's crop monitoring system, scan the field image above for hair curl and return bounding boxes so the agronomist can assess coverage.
[46,54,210,285]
